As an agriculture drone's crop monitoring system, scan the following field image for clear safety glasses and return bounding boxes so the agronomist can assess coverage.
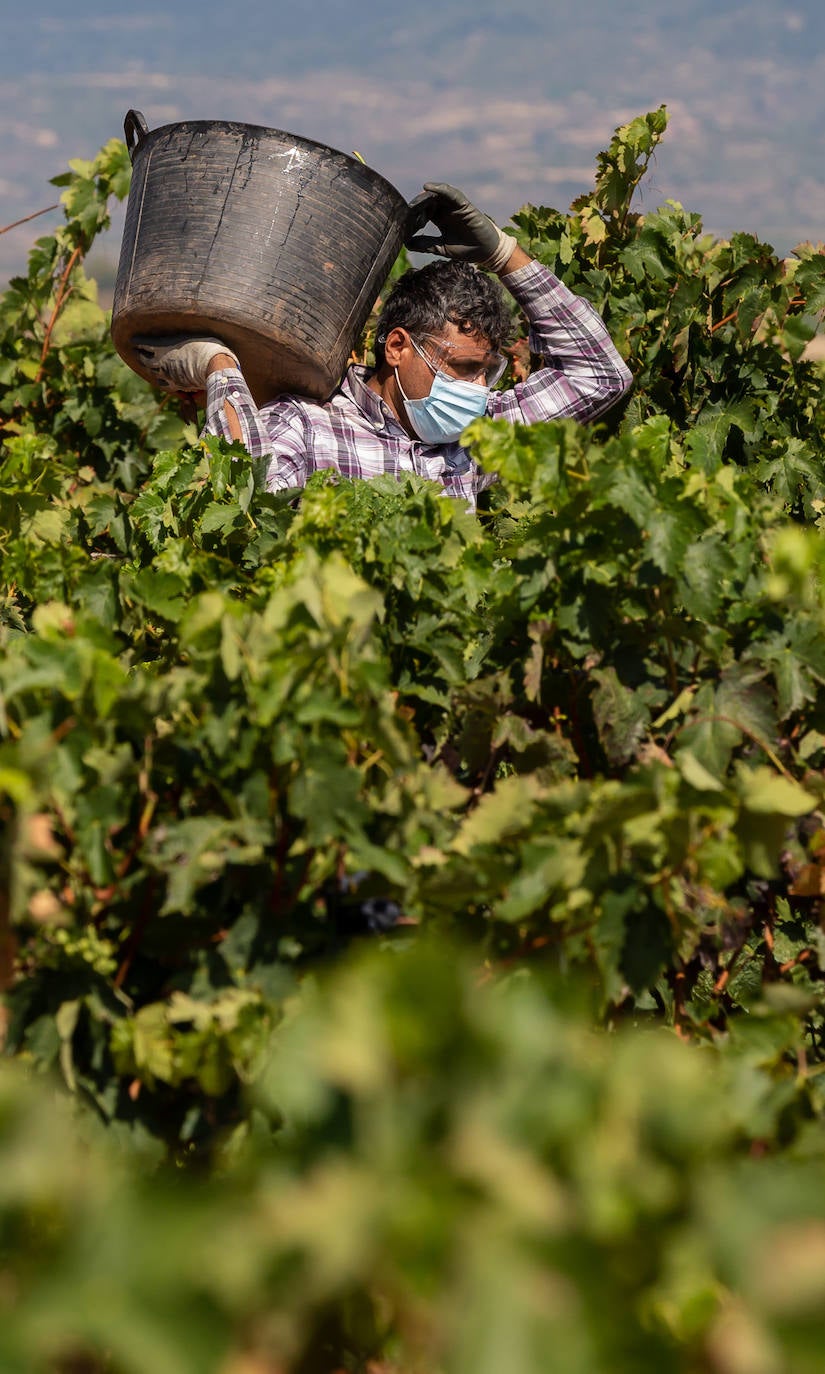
[410,333,508,387]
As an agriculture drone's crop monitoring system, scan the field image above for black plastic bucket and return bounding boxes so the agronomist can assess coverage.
[111,111,433,403]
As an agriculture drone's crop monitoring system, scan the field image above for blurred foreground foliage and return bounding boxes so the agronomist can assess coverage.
[3,109,825,1371]
[5,939,825,1374]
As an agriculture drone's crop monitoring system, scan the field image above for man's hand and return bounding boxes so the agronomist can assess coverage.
[133,335,239,391]
[406,183,517,274]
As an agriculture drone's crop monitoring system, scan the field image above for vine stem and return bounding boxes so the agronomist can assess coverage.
[0,202,59,236]
[35,243,83,383]
[710,309,739,334]
[113,877,157,990]
[0,862,16,1049]
[670,711,802,785]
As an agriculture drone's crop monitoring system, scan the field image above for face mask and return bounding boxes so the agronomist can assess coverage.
[395,365,490,444]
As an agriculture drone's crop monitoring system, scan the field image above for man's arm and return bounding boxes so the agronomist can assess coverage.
[406,184,632,423]
[203,361,276,458]
[205,352,244,441]
[132,336,310,490]
[488,260,633,425]
[496,243,532,276]
[204,364,312,492]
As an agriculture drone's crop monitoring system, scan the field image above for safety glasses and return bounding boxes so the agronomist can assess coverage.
[410,333,508,387]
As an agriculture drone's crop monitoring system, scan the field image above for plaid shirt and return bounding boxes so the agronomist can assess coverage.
[204,260,632,509]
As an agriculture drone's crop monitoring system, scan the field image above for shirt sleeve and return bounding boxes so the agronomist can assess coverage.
[486,261,633,425]
[203,368,310,491]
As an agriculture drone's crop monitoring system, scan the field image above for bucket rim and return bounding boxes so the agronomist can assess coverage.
[124,113,408,206]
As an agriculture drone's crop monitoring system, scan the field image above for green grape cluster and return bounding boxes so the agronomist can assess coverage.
[38,924,118,979]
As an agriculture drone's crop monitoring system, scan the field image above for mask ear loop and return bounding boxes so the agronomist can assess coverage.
[393,332,434,416]
[392,353,417,435]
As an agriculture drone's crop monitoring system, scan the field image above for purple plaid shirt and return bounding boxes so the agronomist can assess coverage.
[204,260,632,509]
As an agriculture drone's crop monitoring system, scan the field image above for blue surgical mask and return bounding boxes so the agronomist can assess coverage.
[395,365,490,444]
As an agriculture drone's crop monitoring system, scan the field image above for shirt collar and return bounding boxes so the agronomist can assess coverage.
[341,364,407,435]
[340,364,469,463]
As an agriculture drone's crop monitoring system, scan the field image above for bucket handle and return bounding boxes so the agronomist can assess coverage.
[124,109,149,164]
[404,190,439,245]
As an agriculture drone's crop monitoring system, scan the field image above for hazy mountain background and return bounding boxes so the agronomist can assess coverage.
[2,0,824,283]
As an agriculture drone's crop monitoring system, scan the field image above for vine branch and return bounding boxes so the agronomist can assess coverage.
[35,243,83,383]
[0,203,60,237]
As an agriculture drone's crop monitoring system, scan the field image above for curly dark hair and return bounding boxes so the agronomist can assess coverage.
[374,260,512,367]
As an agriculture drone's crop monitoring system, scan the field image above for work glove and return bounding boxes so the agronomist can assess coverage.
[406,183,517,273]
[133,335,239,391]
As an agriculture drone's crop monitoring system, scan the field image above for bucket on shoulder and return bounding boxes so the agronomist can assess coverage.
[111,110,435,405]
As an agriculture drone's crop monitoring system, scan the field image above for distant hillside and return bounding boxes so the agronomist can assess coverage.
[3,0,825,281]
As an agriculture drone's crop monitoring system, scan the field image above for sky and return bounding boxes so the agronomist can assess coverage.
[2,0,824,282]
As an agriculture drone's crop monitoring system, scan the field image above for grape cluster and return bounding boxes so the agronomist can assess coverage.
[39,925,118,978]
[328,872,403,936]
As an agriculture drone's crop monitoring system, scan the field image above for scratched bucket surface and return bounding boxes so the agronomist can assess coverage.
[111,112,417,404]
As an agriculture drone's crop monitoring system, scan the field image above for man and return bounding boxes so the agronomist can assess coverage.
[135,184,632,509]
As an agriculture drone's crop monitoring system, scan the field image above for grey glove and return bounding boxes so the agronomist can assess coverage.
[133,335,239,391]
[406,182,517,273]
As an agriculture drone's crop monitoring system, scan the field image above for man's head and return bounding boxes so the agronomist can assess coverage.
[368,260,513,442]
[374,260,512,370]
